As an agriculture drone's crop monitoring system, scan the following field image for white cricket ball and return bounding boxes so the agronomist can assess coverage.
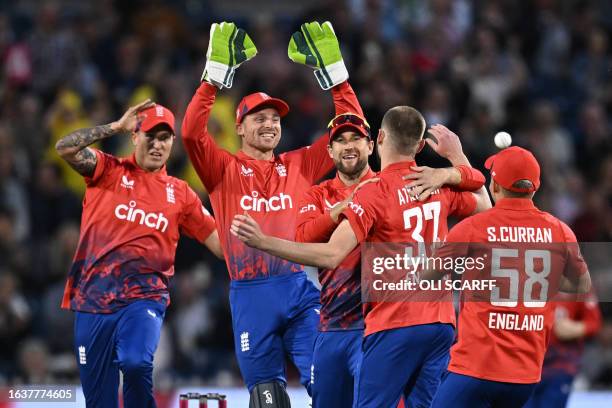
[494,131,512,149]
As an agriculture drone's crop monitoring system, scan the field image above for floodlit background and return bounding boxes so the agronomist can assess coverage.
[0,0,611,406]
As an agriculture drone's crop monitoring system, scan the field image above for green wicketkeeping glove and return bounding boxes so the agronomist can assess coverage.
[288,21,348,90]
[202,22,257,89]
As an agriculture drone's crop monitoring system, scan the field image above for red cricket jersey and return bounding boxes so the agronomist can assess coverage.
[61,151,216,313]
[341,161,477,336]
[296,169,377,331]
[543,291,602,376]
[440,198,589,383]
[182,81,363,280]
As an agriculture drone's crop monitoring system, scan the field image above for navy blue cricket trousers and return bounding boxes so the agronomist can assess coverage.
[74,299,165,408]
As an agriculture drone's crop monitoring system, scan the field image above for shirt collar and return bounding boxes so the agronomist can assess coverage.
[495,198,537,210]
[331,168,377,189]
[127,153,167,175]
[380,160,417,174]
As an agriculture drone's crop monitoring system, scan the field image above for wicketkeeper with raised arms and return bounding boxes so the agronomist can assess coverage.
[181,21,365,407]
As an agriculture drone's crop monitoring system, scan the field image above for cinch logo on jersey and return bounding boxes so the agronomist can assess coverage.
[348,201,364,216]
[300,203,317,214]
[114,200,169,232]
[240,191,293,212]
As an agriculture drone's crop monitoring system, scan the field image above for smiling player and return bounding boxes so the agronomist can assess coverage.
[295,112,375,407]
[182,21,364,406]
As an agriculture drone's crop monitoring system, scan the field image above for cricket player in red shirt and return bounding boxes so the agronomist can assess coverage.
[181,21,363,405]
[428,146,592,408]
[55,100,222,408]
[524,291,601,408]
[295,112,375,407]
[232,106,491,407]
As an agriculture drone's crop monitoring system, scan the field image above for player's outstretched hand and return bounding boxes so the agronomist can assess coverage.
[231,212,266,248]
[202,22,257,89]
[111,99,155,133]
[288,21,348,90]
[403,167,453,202]
[426,124,464,161]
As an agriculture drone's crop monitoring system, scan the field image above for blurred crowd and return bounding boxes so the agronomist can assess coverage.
[0,0,611,391]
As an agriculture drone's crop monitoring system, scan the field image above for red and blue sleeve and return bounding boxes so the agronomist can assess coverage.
[296,187,337,243]
[181,82,233,192]
[300,81,364,183]
[179,185,216,243]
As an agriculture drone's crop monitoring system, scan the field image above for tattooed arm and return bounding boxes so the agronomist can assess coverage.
[55,99,155,177]
[55,124,119,177]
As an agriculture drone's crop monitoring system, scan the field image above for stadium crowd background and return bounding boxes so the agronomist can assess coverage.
[0,0,611,395]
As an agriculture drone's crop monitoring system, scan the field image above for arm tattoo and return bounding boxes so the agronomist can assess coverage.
[56,124,117,177]
[56,124,115,151]
[68,147,98,177]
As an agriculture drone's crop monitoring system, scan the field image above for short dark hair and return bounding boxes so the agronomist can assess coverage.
[501,179,535,198]
[380,106,426,155]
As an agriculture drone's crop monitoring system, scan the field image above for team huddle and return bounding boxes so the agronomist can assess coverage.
[55,20,594,408]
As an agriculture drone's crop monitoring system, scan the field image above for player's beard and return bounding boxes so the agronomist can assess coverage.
[335,155,368,178]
